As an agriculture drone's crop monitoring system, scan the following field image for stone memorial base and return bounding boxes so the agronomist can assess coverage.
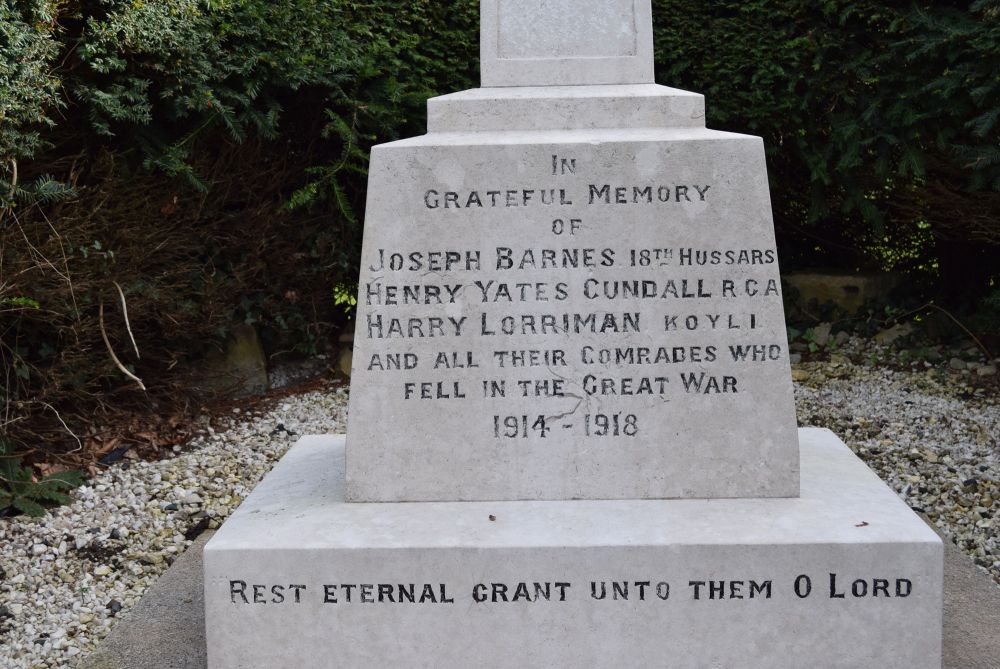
[204,429,942,669]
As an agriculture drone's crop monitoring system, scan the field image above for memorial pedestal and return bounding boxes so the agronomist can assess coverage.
[204,2,943,663]
[346,124,801,503]
[204,428,942,669]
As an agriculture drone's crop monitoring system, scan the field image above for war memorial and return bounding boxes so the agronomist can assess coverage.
[203,2,943,666]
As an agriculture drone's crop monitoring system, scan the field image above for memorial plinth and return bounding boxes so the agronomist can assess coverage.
[345,4,799,502]
[206,431,941,668]
[204,1,943,665]
[346,127,800,502]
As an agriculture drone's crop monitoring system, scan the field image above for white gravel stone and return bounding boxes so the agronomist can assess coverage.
[793,339,998,589]
[0,383,348,668]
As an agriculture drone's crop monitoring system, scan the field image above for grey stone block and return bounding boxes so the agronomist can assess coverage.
[203,432,942,669]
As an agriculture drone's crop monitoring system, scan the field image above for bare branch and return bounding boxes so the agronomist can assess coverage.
[114,282,140,359]
[8,158,17,198]
[38,402,83,453]
[99,299,146,391]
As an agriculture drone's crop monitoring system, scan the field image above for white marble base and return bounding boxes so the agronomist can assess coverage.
[204,429,942,668]
[427,85,705,132]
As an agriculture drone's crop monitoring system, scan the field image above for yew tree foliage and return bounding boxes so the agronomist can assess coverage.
[1,0,480,193]
[0,3,57,156]
[654,0,1000,293]
[0,1,66,204]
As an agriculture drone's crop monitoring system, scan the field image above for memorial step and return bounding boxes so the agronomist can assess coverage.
[204,431,942,669]
[427,84,705,133]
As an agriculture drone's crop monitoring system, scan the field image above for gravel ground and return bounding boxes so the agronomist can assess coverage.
[0,385,348,669]
[794,340,999,583]
[0,342,997,668]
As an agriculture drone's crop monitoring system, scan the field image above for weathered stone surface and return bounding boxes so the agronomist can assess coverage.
[811,322,833,347]
[198,324,269,397]
[427,84,704,132]
[346,126,799,502]
[480,0,654,87]
[875,322,915,346]
[939,527,1000,669]
[345,0,797,505]
[337,347,353,378]
[204,431,942,669]
[784,272,902,315]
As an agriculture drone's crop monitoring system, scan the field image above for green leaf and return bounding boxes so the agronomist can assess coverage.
[0,296,40,309]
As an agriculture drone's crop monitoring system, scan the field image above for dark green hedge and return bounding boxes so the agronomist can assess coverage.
[654,0,999,299]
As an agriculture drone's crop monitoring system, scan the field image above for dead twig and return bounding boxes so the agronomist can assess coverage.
[40,208,79,316]
[919,303,993,360]
[827,301,993,359]
[38,401,83,453]
[99,300,146,391]
[875,301,993,359]
[114,281,140,359]
[8,158,17,199]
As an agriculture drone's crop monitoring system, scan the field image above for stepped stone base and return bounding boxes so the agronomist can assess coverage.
[427,84,705,132]
[204,429,942,669]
